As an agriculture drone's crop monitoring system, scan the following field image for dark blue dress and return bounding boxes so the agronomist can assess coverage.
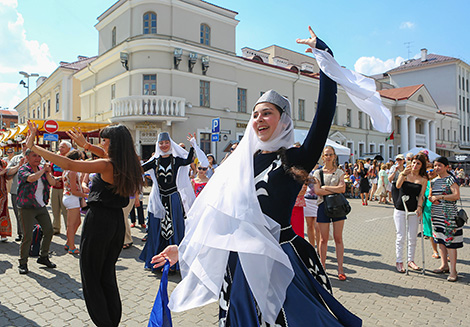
[218,39,362,327]
[139,149,194,271]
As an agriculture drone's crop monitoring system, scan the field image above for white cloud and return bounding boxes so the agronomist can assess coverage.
[0,82,24,110]
[354,56,405,76]
[400,21,415,29]
[0,3,56,107]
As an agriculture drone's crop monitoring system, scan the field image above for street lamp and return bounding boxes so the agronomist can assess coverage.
[19,71,39,120]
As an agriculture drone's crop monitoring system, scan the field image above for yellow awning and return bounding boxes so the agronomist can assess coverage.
[28,120,110,134]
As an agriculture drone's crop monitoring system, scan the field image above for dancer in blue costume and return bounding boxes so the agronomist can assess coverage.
[140,132,200,271]
[152,27,367,327]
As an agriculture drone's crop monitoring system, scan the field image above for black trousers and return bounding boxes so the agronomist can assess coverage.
[80,204,125,327]
[129,201,145,225]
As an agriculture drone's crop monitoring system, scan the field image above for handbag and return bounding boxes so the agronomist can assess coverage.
[456,198,468,228]
[320,170,351,218]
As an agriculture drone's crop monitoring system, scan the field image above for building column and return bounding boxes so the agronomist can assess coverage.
[399,114,409,153]
[409,116,417,149]
[429,121,436,152]
[423,119,430,148]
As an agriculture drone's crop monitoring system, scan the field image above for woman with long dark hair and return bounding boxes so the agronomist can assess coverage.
[429,156,462,282]
[357,160,370,205]
[393,154,427,273]
[25,122,143,327]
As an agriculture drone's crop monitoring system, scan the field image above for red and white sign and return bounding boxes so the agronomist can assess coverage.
[44,120,59,134]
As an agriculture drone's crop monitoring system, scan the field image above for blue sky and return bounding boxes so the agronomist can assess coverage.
[1,0,469,112]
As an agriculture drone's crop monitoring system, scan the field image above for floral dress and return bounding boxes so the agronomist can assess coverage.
[431,176,463,248]
[0,159,11,237]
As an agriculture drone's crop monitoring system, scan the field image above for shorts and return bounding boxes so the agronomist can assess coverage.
[63,194,80,210]
[304,198,318,217]
[316,202,347,223]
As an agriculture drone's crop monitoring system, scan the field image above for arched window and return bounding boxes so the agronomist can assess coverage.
[143,12,157,34]
[111,27,117,47]
[200,23,210,46]
[417,94,424,102]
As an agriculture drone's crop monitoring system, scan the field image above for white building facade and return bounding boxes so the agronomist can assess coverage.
[386,49,469,153]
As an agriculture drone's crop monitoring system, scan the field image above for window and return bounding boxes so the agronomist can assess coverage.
[111,27,116,47]
[333,106,338,125]
[467,79,469,92]
[379,144,384,157]
[298,99,305,121]
[200,23,210,46]
[346,109,351,126]
[111,84,116,100]
[448,129,450,141]
[437,127,440,140]
[55,93,60,112]
[47,99,50,117]
[459,75,461,89]
[143,12,157,34]
[463,77,465,90]
[359,143,365,157]
[454,130,457,142]
[143,75,157,95]
[43,102,46,119]
[10,122,15,128]
[388,145,393,161]
[237,88,247,113]
[369,143,375,154]
[32,109,35,119]
[200,81,210,107]
[369,117,374,131]
[442,128,445,140]
[358,112,363,129]
[418,95,424,102]
[200,132,211,154]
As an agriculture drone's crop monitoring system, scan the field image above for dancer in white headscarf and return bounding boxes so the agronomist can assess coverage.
[139,132,207,272]
[152,26,388,326]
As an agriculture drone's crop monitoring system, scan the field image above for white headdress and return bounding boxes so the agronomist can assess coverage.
[169,90,295,325]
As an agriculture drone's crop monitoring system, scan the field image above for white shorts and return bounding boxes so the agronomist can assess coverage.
[63,194,80,210]
[304,198,318,217]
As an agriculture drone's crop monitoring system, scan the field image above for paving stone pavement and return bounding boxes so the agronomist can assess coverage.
[1,187,469,326]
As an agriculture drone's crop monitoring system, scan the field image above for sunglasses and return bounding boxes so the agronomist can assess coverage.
[6,151,13,154]
[426,169,434,173]
[198,167,208,171]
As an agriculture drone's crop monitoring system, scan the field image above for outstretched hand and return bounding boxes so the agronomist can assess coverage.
[187,132,196,142]
[151,245,179,268]
[296,26,317,53]
[25,120,38,149]
[66,127,87,148]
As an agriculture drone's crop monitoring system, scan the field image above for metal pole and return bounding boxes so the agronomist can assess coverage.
[26,76,30,119]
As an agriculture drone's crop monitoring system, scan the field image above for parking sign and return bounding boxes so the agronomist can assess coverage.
[212,118,220,133]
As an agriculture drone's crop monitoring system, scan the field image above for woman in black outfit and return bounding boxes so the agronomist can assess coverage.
[25,122,143,327]
[357,160,370,205]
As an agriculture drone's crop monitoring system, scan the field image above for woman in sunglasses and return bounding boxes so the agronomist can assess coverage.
[191,164,209,197]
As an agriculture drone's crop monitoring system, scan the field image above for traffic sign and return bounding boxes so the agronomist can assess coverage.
[43,133,59,142]
[211,133,219,142]
[44,120,59,133]
[212,117,220,134]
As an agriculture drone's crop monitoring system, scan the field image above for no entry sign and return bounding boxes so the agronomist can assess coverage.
[44,120,59,134]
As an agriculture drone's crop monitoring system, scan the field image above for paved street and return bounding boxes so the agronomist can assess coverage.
[1,187,469,326]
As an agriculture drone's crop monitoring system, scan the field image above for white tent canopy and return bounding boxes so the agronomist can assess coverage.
[294,129,351,164]
[405,147,439,161]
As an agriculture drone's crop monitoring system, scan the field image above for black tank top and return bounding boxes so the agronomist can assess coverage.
[393,181,422,211]
[87,174,129,209]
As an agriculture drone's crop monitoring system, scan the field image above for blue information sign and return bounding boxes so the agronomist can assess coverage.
[43,133,59,142]
[212,117,220,133]
[211,133,220,142]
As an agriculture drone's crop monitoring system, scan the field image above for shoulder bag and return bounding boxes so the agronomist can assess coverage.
[320,170,351,218]
[456,198,468,228]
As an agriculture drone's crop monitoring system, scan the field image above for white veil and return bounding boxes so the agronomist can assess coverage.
[168,92,295,325]
[145,135,196,218]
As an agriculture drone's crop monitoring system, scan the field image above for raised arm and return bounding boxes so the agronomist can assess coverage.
[25,121,112,176]
[66,127,107,158]
[294,27,337,171]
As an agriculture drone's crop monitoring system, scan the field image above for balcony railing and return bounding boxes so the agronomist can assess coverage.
[111,95,186,122]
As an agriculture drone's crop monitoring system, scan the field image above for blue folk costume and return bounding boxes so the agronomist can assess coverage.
[161,37,390,326]
[139,132,198,271]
